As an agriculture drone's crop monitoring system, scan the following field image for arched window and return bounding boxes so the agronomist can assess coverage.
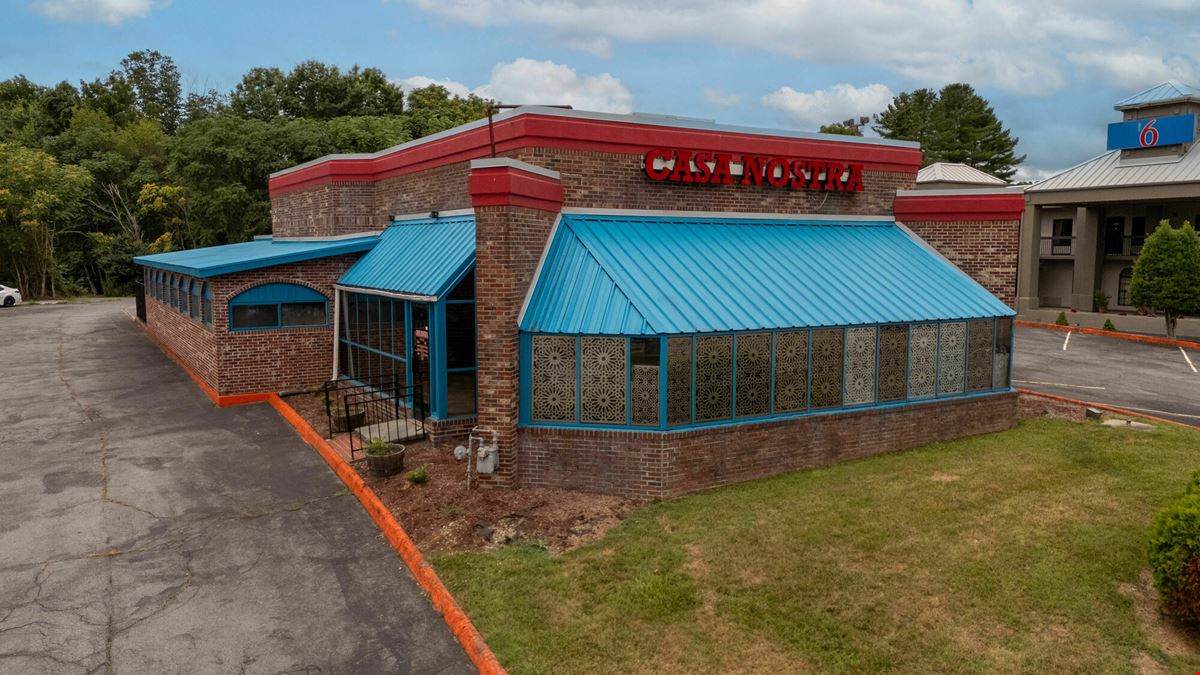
[168,273,176,307]
[202,283,213,326]
[228,283,328,330]
[177,276,188,314]
[1118,267,1133,306]
[190,280,201,319]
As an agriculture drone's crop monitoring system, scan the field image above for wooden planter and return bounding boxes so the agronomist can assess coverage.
[365,445,406,477]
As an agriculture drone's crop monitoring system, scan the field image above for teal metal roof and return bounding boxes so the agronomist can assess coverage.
[1115,81,1200,110]
[134,235,379,277]
[337,214,475,300]
[520,214,1014,336]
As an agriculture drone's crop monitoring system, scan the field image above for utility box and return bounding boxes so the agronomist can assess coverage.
[476,444,498,474]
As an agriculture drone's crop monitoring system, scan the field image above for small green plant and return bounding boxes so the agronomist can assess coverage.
[1149,483,1200,619]
[364,437,392,457]
[1093,289,1109,312]
[1102,319,1116,331]
[1055,311,1069,326]
[439,503,464,518]
[406,465,429,485]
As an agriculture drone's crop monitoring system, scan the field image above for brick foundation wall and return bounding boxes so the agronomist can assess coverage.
[143,254,361,396]
[427,416,477,448]
[1017,390,1087,421]
[519,392,1018,501]
[902,219,1019,308]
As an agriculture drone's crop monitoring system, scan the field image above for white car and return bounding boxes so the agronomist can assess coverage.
[0,285,21,307]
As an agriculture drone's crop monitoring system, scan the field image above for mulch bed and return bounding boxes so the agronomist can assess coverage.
[281,391,634,553]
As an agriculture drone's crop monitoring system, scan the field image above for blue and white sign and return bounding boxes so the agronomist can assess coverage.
[1107,114,1196,151]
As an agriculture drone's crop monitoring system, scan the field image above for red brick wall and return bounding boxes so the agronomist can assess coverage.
[1017,390,1087,421]
[271,182,382,238]
[144,254,361,396]
[520,392,1018,500]
[902,219,1019,308]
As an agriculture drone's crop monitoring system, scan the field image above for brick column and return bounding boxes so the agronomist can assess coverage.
[468,159,563,487]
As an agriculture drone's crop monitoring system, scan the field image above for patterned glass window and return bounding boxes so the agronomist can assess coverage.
[877,325,908,402]
[810,328,844,409]
[843,326,877,405]
[773,331,808,413]
[581,337,627,423]
[967,320,994,392]
[908,323,938,399]
[531,335,577,422]
[993,318,1013,389]
[666,337,692,426]
[630,338,660,427]
[695,335,733,422]
[736,333,771,417]
[937,322,967,395]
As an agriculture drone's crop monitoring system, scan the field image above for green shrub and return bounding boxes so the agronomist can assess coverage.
[1148,489,1200,619]
[364,437,391,457]
[1055,311,1069,326]
[406,465,429,485]
[1094,289,1109,311]
[1102,319,1116,331]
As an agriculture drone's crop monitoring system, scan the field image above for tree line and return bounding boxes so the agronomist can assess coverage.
[0,51,489,299]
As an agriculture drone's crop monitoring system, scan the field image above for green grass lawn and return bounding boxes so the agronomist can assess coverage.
[433,419,1200,674]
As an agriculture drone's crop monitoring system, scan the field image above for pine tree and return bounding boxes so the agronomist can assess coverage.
[873,83,1024,180]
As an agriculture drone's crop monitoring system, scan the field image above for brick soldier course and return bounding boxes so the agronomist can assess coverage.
[138,107,1023,499]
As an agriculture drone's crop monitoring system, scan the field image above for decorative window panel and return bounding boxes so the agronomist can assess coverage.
[810,329,844,409]
[877,325,908,402]
[994,317,1013,389]
[531,335,577,422]
[695,335,733,422]
[908,323,938,399]
[967,320,994,392]
[736,333,771,417]
[843,326,877,406]
[667,337,692,426]
[937,322,967,395]
[581,337,627,424]
[773,331,808,413]
[631,364,660,426]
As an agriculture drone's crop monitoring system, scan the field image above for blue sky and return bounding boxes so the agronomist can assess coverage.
[4,0,1200,180]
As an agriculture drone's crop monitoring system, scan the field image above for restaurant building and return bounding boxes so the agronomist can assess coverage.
[135,107,1023,499]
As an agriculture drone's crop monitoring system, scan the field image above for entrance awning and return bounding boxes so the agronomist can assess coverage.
[519,212,1014,335]
[336,214,475,301]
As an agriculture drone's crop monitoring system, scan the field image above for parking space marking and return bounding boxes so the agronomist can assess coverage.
[1117,404,1200,421]
[1062,332,1071,351]
[1182,347,1197,373]
[1013,379,1106,390]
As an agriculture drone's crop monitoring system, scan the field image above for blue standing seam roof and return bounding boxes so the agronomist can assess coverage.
[337,215,476,299]
[520,214,1014,336]
[133,235,379,278]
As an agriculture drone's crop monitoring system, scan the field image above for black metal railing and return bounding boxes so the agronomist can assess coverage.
[321,374,426,457]
[1104,235,1145,257]
[1039,236,1074,256]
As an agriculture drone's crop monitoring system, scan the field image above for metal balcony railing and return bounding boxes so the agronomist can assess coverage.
[1039,236,1074,256]
[1104,235,1145,257]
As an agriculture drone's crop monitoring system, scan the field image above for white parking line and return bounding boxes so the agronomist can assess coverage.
[1013,379,1106,390]
[1117,404,1200,421]
[1062,331,1071,351]
[1182,347,1198,373]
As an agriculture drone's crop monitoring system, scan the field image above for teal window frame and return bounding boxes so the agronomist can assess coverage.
[228,283,328,331]
[202,283,213,326]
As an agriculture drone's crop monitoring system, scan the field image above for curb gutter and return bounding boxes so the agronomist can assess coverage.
[1015,319,1200,351]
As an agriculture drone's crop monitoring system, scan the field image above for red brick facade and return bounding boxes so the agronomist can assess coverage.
[145,255,360,395]
[521,392,1018,500]
[902,218,1020,307]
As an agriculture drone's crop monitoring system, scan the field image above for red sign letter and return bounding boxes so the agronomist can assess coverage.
[644,148,671,181]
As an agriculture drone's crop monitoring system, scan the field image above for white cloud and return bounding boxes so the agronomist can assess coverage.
[565,36,612,58]
[762,83,895,130]
[703,88,740,107]
[398,58,633,113]
[403,0,1200,94]
[1068,49,1197,90]
[32,0,166,24]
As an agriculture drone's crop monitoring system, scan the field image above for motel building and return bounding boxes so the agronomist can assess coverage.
[134,107,1026,500]
[1018,81,1200,327]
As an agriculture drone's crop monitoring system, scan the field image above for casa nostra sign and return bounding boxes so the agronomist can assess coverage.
[643,147,865,192]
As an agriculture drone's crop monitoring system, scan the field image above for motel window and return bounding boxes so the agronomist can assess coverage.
[1131,217,1147,255]
[526,319,1015,430]
[1118,268,1134,306]
[228,283,327,330]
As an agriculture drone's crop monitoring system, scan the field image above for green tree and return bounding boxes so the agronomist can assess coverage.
[874,83,1024,180]
[118,50,183,133]
[404,84,489,139]
[1130,221,1200,338]
[0,143,92,297]
[819,121,864,136]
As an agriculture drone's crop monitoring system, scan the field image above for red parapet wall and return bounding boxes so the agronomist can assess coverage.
[893,192,1025,222]
[467,163,564,212]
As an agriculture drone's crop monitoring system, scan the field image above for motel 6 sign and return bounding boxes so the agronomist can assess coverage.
[1107,114,1197,151]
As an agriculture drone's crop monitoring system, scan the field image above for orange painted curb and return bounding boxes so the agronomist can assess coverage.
[1017,388,1198,431]
[1015,319,1200,351]
[267,394,506,675]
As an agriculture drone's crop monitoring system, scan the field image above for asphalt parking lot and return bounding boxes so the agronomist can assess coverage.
[0,300,473,674]
[1013,324,1200,427]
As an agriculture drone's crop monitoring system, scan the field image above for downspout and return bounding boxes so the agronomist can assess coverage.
[331,289,341,380]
